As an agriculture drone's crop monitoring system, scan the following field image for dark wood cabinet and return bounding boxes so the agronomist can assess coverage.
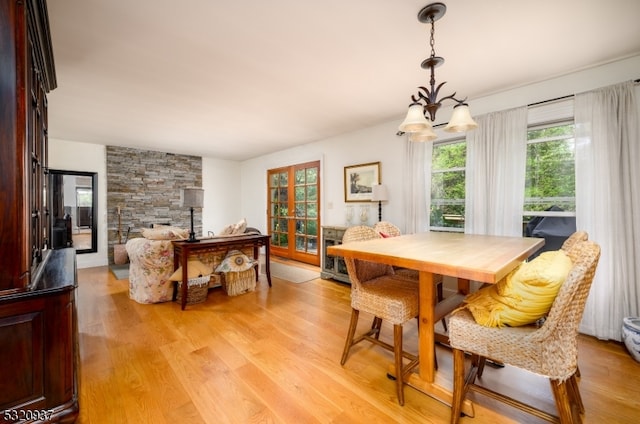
[0,1,79,422]
[1,0,56,291]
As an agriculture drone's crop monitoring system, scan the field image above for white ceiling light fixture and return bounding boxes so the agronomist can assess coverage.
[398,2,478,142]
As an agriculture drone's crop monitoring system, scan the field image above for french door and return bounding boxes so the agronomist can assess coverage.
[267,161,320,266]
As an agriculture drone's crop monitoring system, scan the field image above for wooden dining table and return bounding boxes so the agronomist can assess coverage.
[327,231,544,411]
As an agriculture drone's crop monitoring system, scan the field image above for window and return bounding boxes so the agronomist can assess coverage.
[430,139,466,231]
[524,122,576,214]
[428,120,576,234]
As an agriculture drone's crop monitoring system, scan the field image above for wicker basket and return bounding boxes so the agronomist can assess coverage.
[176,275,210,304]
[221,269,256,296]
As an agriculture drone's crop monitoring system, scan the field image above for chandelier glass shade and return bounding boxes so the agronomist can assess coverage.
[399,2,477,141]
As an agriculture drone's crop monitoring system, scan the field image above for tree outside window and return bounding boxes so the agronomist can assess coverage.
[430,140,466,230]
[428,121,576,232]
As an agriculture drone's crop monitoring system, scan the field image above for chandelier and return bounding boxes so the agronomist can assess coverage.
[399,2,477,142]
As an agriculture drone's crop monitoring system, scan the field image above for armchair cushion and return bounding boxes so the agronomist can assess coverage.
[219,218,248,236]
[140,225,189,240]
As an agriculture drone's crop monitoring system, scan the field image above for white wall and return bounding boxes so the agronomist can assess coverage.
[239,55,640,232]
[202,157,242,235]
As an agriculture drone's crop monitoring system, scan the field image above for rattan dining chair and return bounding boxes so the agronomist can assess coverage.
[340,225,420,405]
[373,220,402,237]
[561,230,589,259]
[373,221,447,330]
[448,239,600,424]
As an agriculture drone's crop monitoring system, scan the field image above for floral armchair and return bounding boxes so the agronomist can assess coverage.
[126,226,190,304]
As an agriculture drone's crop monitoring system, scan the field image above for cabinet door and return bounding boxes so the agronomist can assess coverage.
[0,301,45,409]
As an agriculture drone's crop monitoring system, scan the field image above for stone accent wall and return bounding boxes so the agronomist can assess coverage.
[106,146,202,264]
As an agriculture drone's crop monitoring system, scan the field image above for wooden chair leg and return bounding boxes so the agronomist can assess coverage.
[450,348,466,424]
[567,373,585,414]
[371,316,383,340]
[475,356,486,378]
[341,309,360,365]
[393,324,405,405]
[550,378,575,424]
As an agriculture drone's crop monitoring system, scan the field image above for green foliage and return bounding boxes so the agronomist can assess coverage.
[524,125,575,211]
[431,141,466,228]
[429,123,576,228]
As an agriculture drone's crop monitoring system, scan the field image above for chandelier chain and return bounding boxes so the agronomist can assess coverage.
[429,15,436,59]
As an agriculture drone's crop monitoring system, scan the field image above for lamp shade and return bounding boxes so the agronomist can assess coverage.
[371,184,388,202]
[399,104,432,132]
[409,126,438,142]
[181,188,204,208]
[444,104,478,133]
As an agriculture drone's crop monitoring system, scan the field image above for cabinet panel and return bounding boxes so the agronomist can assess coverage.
[320,226,350,284]
[0,307,44,408]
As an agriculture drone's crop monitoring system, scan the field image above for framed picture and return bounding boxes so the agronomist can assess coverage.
[344,162,380,202]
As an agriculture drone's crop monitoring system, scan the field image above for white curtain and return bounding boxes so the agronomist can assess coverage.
[465,107,528,236]
[574,81,640,341]
[403,138,430,233]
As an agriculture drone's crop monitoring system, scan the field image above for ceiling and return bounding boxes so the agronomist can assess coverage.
[46,0,640,161]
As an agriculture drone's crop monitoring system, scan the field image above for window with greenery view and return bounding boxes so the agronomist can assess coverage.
[430,139,466,230]
[524,122,575,213]
[429,121,576,232]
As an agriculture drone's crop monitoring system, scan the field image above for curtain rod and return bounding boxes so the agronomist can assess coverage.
[528,78,640,108]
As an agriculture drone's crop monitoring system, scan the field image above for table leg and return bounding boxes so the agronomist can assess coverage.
[264,241,272,287]
[457,278,470,295]
[253,245,260,281]
[180,252,188,310]
[418,270,436,382]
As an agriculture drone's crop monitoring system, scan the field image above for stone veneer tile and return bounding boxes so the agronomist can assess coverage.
[106,146,202,264]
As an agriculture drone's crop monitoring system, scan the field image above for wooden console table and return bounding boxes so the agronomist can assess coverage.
[172,234,272,310]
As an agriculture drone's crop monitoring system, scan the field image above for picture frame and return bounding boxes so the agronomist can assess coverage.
[344,162,380,202]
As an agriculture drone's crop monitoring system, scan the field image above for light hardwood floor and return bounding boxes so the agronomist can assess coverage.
[76,262,639,423]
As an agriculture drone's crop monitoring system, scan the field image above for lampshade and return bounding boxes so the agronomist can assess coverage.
[444,103,478,133]
[371,184,389,202]
[398,104,431,132]
[408,126,438,142]
[181,188,204,208]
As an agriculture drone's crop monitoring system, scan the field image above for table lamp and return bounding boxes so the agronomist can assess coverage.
[181,188,204,242]
[371,184,388,222]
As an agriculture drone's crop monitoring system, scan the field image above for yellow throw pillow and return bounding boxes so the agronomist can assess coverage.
[462,250,573,327]
[169,260,213,281]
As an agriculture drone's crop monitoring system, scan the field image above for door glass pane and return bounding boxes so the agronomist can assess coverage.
[296,235,305,251]
[279,172,288,186]
[307,219,317,236]
[306,203,317,218]
[294,186,305,201]
[295,219,305,234]
[306,185,317,201]
[306,168,317,184]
